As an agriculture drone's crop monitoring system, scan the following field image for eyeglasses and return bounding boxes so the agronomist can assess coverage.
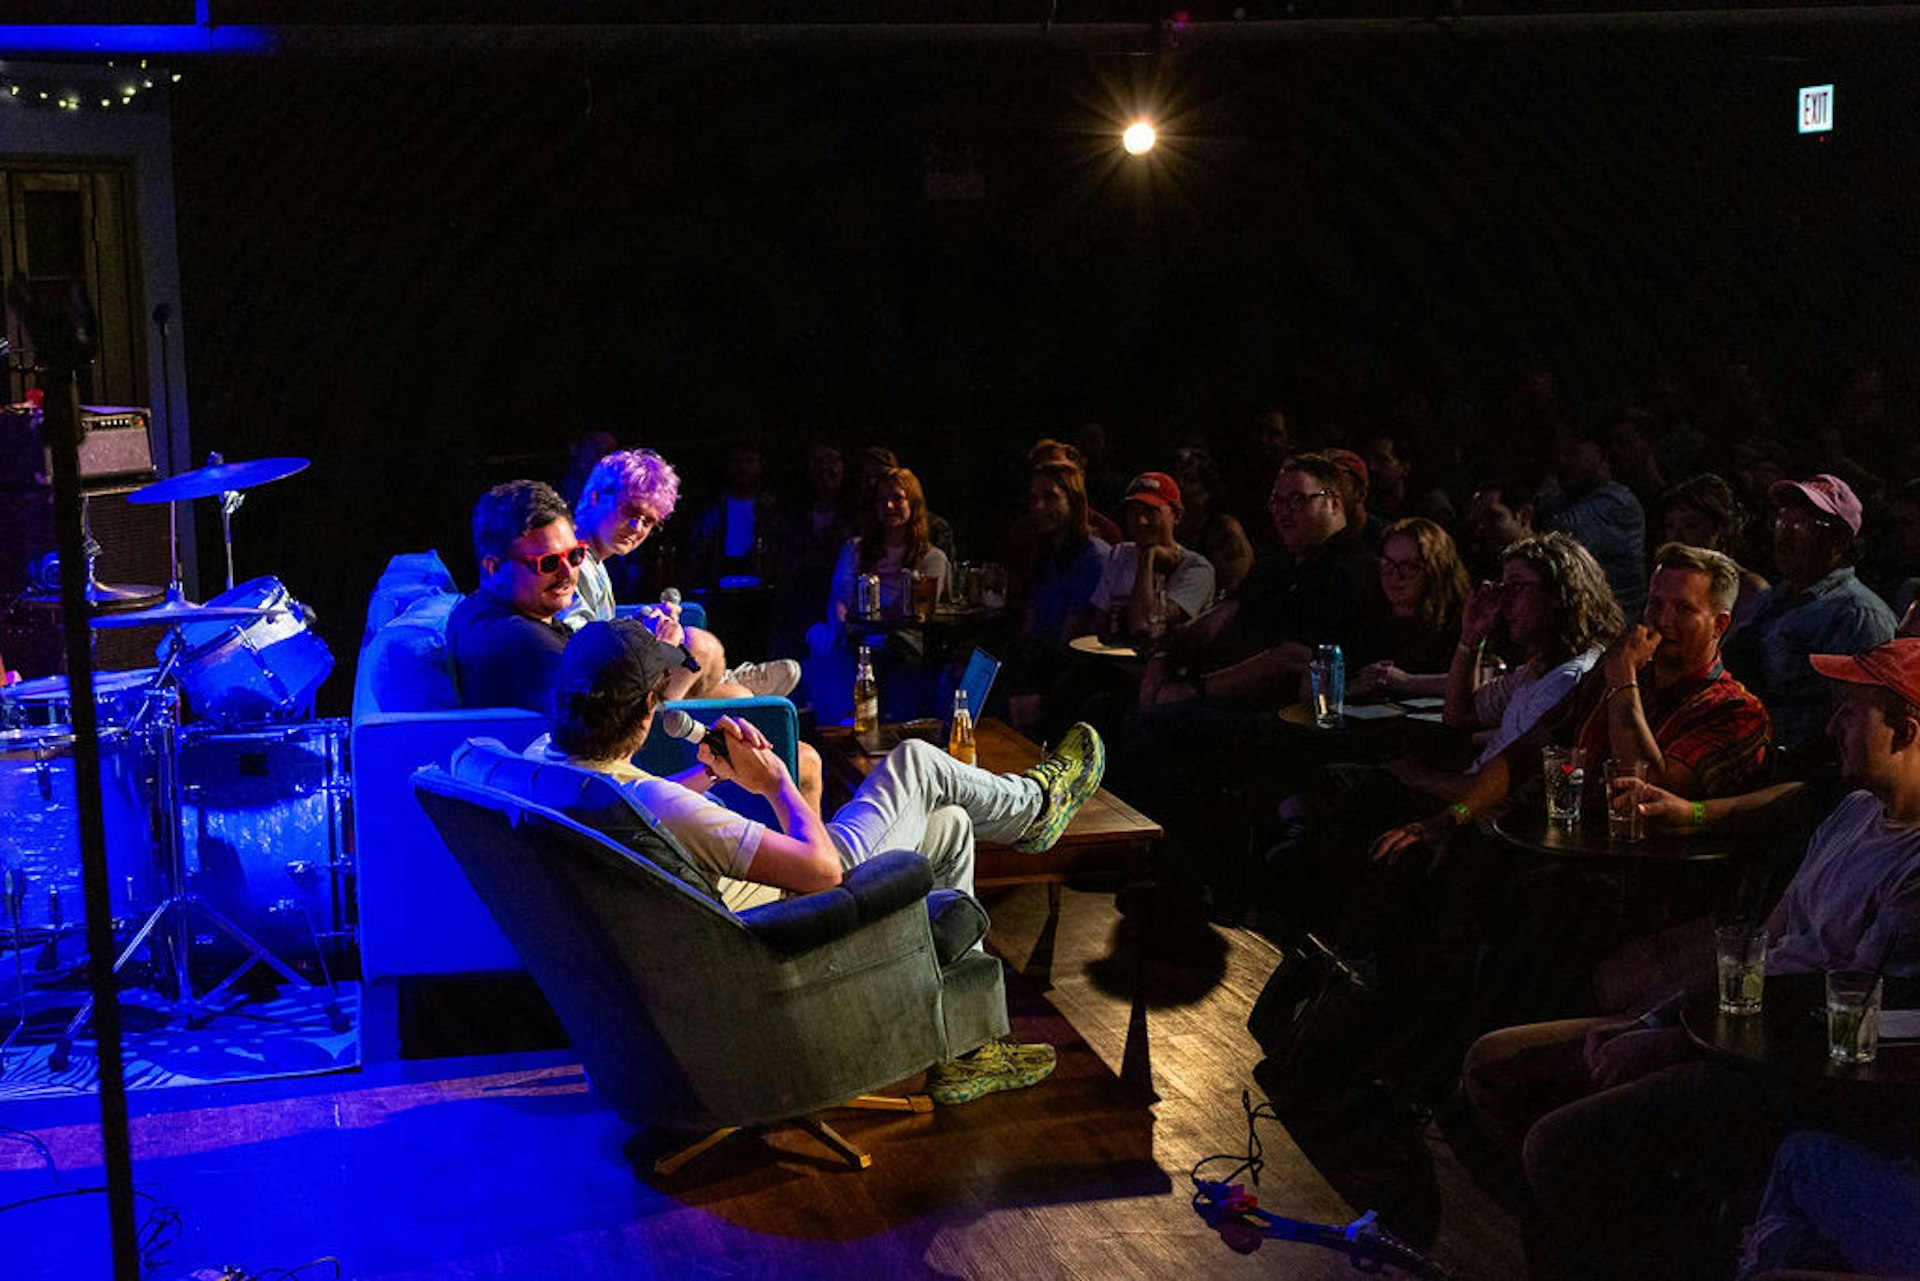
[619,506,663,534]
[515,543,589,576]
[1268,490,1335,513]
[1378,556,1425,578]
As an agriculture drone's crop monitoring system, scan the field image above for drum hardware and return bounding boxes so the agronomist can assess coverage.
[45,607,347,1072]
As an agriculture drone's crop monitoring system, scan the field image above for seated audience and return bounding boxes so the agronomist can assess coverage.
[686,440,788,587]
[567,448,795,698]
[1173,445,1255,594]
[1723,472,1896,752]
[807,466,951,722]
[446,480,585,713]
[1350,517,1473,697]
[1533,423,1647,618]
[538,618,1111,1104]
[1462,476,1537,579]
[1325,448,1383,547]
[1655,472,1768,630]
[1002,458,1110,734]
[1460,636,1920,1278]
[1089,471,1217,646]
[1737,1131,1920,1279]
[1029,437,1122,545]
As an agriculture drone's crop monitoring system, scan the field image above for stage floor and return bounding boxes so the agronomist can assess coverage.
[0,884,1520,1279]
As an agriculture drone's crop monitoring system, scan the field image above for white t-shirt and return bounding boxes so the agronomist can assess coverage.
[1769,789,1920,978]
[1089,542,1216,623]
[531,735,780,913]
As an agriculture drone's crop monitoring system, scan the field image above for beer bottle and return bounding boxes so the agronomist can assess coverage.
[948,687,976,765]
[853,644,880,734]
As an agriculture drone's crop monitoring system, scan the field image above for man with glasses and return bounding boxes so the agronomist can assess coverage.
[447,479,598,712]
[567,448,797,700]
[1722,473,1895,752]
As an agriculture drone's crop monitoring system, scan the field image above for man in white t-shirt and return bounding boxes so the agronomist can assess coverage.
[1088,471,1216,644]
[524,618,1110,1104]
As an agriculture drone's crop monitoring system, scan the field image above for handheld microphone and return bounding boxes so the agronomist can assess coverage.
[659,707,729,761]
[659,586,681,607]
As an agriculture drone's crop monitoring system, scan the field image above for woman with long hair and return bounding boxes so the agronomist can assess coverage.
[1352,517,1474,697]
[1003,459,1111,733]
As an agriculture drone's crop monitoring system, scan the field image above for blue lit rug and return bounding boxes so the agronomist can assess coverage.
[0,980,360,1102]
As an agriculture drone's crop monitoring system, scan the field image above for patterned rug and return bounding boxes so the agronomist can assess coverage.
[0,979,361,1102]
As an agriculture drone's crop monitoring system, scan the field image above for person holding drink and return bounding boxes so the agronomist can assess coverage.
[1459,635,1920,1279]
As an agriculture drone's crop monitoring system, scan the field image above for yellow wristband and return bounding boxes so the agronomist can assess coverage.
[1450,801,1471,826]
[1691,800,1707,832]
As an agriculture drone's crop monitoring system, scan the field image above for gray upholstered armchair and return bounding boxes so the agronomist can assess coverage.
[411,740,1009,1173]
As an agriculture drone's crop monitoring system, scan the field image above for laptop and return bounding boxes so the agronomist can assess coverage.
[856,647,1001,756]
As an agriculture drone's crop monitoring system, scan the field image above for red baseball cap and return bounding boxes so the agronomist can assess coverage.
[1325,448,1371,496]
[1769,473,1863,536]
[1124,472,1182,510]
[1810,637,1920,708]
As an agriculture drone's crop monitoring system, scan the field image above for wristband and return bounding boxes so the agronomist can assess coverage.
[1450,801,1471,826]
[1691,800,1707,832]
[1606,682,1639,701]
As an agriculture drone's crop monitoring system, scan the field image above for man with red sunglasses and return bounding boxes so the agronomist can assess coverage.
[448,479,607,712]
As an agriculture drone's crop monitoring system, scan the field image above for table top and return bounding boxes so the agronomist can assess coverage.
[1277,697,1453,732]
[815,717,1163,883]
[1682,972,1920,1090]
[1493,808,1742,865]
[1068,634,1140,660]
[844,604,1004,634]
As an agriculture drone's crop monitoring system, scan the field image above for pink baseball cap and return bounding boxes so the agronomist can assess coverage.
[1810,637,1920,708]
[1769,473,1863,536]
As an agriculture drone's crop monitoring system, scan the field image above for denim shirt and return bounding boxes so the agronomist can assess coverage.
[1724,566,1896,749]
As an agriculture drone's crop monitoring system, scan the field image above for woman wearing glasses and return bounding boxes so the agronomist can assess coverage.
[1350,517,1472,698]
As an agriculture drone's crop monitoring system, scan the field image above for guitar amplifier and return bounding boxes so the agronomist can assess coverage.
[0,405,156,488]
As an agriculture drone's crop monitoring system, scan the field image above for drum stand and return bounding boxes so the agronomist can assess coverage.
[47,626,347,1073]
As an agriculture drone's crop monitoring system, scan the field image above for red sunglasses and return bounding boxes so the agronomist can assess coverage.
[515,543,589,576]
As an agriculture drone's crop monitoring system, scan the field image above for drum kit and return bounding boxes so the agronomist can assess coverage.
[2,453,353,1073]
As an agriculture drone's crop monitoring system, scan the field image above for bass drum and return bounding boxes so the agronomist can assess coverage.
[172,577,334,725]
[176,718,354,977]
[0,726,159,940]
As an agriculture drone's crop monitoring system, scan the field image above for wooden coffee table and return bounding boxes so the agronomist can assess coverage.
[814,717,1162,910]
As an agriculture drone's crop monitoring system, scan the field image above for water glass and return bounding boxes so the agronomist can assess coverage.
[1605,759,1647,842]
[1541,745,1586,825]
[1826,969,1883,1065]
[1714,922,1767,1017]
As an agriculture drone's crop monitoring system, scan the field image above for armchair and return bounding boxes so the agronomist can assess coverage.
[413,741,1008,1171]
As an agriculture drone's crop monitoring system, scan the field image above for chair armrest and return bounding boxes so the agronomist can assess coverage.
[737,849,933,955]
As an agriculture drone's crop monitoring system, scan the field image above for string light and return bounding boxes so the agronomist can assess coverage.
[0,61,180,113]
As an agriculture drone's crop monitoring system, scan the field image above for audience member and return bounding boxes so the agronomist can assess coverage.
[686,441,788,586]
[1736,1131,1920,1279]
[1655,472,1768,629]
[1460,636,1920,1278]
[1462,478,1536,579]
[1172,445,1255,594]
[1030,437,1122,544]
[1532,423,1648,618]
[1723,473,1895,751]
[1350,517,1472,696]
[1324,448,1382,547]
[1002,459,1109,734]
[1089,471,1217,646]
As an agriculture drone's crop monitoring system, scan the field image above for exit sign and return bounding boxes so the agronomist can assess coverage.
[1799,84,1834,134]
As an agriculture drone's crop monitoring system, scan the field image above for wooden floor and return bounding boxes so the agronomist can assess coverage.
[0,882,1522,1280]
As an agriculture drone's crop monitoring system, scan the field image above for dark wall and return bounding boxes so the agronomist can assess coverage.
[166,22,1920,710]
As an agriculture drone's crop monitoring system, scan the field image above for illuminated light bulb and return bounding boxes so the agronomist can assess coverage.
[171,74,183,83]
[1122,121,1157,155]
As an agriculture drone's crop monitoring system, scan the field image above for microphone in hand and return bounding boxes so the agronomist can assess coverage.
[659,707,729,762]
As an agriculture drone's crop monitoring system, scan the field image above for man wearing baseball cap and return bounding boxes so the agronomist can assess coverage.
[1087,470,1217,645]
[1465,634,1920,1275]
[1724,472,1896,751]
[517,619,1109,1104]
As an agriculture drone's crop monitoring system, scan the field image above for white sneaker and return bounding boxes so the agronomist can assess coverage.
[724,659,800,698]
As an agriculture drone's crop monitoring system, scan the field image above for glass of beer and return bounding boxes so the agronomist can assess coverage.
[911,570,938,622]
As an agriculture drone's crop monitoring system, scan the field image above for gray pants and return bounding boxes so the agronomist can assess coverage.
[827,739,1042,896]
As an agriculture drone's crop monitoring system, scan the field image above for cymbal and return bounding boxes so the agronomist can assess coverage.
[89,590,283,630]
[20,581,165,609]
[126,457,310,505]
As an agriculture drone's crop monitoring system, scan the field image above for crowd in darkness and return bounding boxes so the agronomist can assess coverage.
[433,344,1920,1279]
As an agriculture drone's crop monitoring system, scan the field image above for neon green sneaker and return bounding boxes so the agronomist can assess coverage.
[1013,722,1105,853]
[925,1039,1057,1106]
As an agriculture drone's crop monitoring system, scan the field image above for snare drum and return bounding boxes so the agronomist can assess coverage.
[173,577,334,724]
[0,726,159,937]
[176,719,353,970]
[1,668,162,731]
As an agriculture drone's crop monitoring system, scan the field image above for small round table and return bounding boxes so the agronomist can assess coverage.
[1493,810,1741,866]
[1682,972,1920,1092]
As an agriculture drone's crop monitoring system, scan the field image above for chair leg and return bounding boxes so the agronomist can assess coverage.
[652,1125,744,1177]
[845,1092,933,1113]
[797,1116,872,1170]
